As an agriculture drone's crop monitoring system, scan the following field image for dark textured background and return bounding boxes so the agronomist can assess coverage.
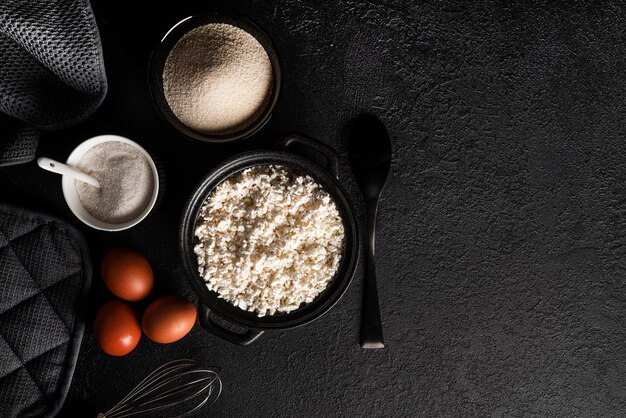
[1,0,626,416]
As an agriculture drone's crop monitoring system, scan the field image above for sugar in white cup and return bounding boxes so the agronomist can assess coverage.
[62,135,159,231]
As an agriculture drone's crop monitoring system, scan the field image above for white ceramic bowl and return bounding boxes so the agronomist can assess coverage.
[62,135,159,231]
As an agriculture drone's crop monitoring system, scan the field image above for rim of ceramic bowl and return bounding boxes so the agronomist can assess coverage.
[148,13,282,143]
[61,135,160,232]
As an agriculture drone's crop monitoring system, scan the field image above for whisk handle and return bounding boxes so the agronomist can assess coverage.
[199,304,263,345]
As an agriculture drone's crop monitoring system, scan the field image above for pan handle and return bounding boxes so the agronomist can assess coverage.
[199,304,264,346]
[274,134,339,178]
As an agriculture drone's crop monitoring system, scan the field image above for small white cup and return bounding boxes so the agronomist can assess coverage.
[62,135,159,232]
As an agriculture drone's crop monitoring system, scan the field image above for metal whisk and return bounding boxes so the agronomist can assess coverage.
[97,359,222,418]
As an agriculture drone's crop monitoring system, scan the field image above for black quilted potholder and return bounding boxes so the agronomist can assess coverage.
[0,204,91,418]
[0,0,108,167]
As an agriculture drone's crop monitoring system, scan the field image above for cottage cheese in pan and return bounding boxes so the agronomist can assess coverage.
[193,165,345,317]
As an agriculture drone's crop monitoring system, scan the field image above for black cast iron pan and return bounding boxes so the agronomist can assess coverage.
[179,134,359,345]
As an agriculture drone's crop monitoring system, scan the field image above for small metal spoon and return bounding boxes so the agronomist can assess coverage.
[37,157,101,188]
[347,113,392,349]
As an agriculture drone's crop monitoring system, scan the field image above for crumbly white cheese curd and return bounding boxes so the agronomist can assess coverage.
[193,164,345,317]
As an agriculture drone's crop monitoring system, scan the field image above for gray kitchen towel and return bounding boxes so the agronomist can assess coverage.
[0,0,107,167]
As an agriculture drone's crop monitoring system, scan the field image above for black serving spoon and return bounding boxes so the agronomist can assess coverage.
[347,114,391,349]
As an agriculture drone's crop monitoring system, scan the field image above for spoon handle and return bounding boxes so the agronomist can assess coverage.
[37,157,101,188]
[361,198,385,349]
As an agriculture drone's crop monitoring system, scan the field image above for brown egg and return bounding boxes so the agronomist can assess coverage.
[101,248,153,301]
[142,296,197,344]
[94,300,141,356]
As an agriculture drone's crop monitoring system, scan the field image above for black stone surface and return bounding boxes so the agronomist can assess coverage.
[1,0,626,416]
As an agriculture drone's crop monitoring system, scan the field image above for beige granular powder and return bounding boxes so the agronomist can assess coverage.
[194,165,345,317]
[75,142,154,224]
[163,23,273,135]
